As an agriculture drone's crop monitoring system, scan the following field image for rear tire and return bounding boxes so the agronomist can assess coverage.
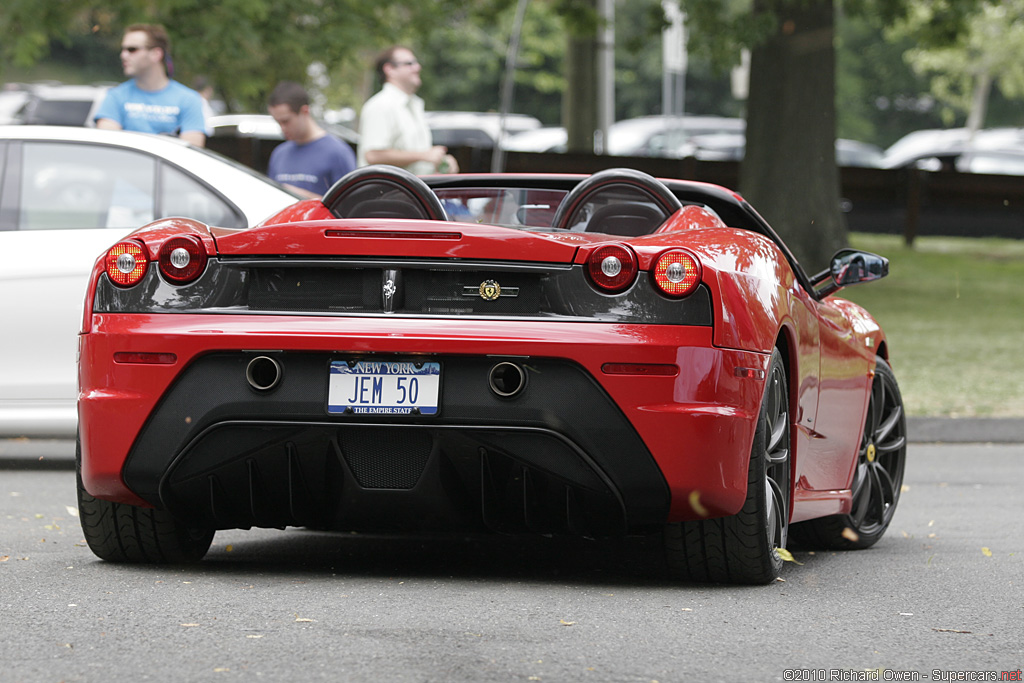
[664,348,791,584]
[76,438,214,563]
[790,357,906,550]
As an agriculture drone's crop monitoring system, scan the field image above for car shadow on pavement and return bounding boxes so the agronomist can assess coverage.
[151,528,684,587]
[147,528,830,588]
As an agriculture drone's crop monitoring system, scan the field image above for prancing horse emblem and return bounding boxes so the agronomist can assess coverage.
[479,280,501,301]
[382,269,400,313]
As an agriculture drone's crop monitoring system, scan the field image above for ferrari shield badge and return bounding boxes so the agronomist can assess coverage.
[479,280,501,301]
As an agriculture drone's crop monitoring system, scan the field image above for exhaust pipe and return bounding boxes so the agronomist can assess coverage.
[488,362,526,398]
[246,356,282,392]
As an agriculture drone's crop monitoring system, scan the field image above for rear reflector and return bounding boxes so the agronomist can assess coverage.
[113,352,177,365]
[602,363,678,376]
[734,367,766,379]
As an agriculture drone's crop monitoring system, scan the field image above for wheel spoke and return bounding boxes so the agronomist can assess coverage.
[767,411,789,459]
[767,476,786,549]
[767,446,789,466]
[872,461,896,509]
[850,463,871,525]
[867,464,888,524]
[875,401,903,446]
[866,377,884,438]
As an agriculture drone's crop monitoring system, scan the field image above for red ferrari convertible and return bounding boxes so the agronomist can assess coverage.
[77,166,906,584]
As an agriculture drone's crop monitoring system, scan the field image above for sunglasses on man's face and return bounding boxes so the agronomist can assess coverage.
[121,45,152,54]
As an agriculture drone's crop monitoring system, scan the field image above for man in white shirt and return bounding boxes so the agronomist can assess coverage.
[357,46,458,175]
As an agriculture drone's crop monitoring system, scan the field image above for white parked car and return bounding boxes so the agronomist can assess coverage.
[0,126,300,437]
[425,111,542,149]
[500,115,747,158]
[606,115,746,157]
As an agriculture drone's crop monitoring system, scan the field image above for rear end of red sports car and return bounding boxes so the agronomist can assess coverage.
[77,167,906,584]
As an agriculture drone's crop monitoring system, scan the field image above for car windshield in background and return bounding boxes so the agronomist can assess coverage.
[12,84,112,127]
[434,187,567,228]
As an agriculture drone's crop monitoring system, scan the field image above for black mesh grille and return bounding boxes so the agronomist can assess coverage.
[339,427,433,489]
[404,269,541,315]
[249,268,381,312]
[246,266,541,316]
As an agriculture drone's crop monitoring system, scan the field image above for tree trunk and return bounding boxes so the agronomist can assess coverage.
[564,23,599,153]
[741,0,846,271]
[965,71,992,140]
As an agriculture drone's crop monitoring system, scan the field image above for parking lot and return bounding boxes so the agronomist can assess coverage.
[1,439,1021,682]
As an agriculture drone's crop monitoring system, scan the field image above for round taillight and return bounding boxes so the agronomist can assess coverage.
[105,241,149,287]
[651,249,701,298]
[586,244,638,293]
[158,236,207,284]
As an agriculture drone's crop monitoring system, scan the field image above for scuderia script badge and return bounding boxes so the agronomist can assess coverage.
[479,280,501,301]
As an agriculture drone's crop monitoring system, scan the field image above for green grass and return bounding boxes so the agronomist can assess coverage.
[840,233,1024,417]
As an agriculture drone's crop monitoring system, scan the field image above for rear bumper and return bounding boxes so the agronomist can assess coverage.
[79,314,769,527]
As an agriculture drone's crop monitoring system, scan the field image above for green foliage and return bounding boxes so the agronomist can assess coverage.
[552,0,600,38]
[414,1,567,124]
[615,0,741,119]
[5,0,1008,147]
[1,0,481,111]
[893,0,1024,126]
[679,0,775,70]
[836,12,948,146]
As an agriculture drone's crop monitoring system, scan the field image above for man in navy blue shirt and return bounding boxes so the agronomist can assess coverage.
[267,81,356,198]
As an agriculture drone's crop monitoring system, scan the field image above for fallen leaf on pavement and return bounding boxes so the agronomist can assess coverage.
[777,548,803,565]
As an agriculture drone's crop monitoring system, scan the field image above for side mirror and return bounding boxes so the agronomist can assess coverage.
[813,249,889,296]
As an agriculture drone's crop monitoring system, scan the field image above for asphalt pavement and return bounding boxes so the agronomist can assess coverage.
[1,417,1023,470]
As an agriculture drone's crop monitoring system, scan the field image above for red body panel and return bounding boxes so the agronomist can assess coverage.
[79,313,768,520]
[212,218,588,262]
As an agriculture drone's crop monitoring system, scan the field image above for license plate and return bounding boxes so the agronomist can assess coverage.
[328,360,440,415]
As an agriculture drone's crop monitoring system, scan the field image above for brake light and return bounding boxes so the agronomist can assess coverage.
[651,249,701,298]
[586,244,637,293]
[105,241,148,287]
[158,236,207,284]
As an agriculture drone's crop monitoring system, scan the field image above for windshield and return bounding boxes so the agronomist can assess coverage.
[434,187,567,228]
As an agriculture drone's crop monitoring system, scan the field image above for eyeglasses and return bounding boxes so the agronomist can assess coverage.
[390,59,418,67]
[121,45,152,54]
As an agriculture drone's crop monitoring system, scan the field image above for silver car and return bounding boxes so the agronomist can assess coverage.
[0,126,300,437]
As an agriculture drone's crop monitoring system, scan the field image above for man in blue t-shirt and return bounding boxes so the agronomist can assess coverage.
[95,24,206,147]
[267,81,356,199]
